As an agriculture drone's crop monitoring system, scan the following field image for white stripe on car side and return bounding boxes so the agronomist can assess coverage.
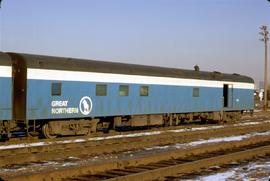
[0,66,12,78]
[27,68,254,89]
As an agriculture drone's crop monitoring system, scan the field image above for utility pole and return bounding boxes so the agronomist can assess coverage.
[259,25,269,111]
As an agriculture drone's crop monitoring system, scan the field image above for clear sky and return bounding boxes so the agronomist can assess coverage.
[0,0,270,87]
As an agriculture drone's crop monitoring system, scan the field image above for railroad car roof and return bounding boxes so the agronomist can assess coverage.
[7,52,254,83]
[0,52,12,66]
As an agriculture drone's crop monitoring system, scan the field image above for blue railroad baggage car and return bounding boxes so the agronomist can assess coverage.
[0,52,254,138]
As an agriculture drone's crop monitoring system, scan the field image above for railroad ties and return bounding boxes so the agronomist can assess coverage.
[62,141,270,181]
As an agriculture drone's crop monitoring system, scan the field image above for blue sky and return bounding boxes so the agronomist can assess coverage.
[0,0,270,86]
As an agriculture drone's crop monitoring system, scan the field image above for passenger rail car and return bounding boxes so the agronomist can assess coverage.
[0,52,254,138]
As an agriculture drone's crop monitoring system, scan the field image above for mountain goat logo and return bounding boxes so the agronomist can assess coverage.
[79,96,92,115]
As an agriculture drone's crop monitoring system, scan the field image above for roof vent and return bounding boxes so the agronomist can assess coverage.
[194,64,200,71]
[213,71,221,74]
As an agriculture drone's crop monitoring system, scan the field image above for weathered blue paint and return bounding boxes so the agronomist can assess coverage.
[0,77,12,120]
[231,88,254,110]
[26,79,254,120]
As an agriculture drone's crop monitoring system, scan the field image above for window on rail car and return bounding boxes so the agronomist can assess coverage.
[193,87,200,97]
[96,84,107,96]
[119,85,129,96]
[140,86,149,96]
[51,83,62,96]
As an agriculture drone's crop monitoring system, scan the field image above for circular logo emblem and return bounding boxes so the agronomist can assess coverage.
[79,96,93,115]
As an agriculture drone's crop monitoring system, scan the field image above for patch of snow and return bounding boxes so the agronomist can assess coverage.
[185,171,235,181]
[183,159,270,181]
[32,161,59,167]
[0,161,60,173]
[167,129,186,133]
[61,139,86,144]
[144,130,270,151]
[168,125,225,133]
[62,162,78,167]
[235,122,260,126]
[68,156,80,160]
[145,145,170,151]
[0,142,48,150]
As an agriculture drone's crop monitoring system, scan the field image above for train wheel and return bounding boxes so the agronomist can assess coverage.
[201,118,207,124]
[42,124,56,139]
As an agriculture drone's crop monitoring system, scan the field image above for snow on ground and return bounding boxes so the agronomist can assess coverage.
[183,160,270,181]
[168,125,225,133]
[143,130,270,151]
[0,161,60,173]
[1,119,270,150]
[254,109,261,113]
[0,142,47,150]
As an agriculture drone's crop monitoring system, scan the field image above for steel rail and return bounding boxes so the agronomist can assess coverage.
[105,144,270,181]
[0,122,269,168]
[6,136,270,181]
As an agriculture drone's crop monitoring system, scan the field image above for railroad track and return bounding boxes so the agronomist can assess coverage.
[0,120,270,169]
[5,133,270,181]
[74,142,270,181]
[0,115,269,180]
